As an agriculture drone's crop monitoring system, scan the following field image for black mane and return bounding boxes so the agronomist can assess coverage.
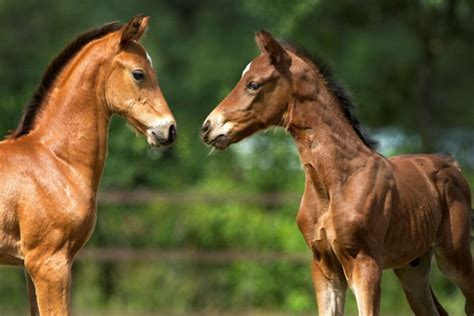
[7,22,123,139]
[281,42,379,150]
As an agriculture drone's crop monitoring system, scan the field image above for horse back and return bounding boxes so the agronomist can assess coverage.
[389,152,469,204]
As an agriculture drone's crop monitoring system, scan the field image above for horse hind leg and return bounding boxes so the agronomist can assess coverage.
[434,194,474,315]
[394,249,447,316]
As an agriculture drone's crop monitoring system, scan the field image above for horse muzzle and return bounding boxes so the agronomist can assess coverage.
[146,120,177,147]
[201,119,232,150]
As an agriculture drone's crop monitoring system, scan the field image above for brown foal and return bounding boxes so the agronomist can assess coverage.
[0,15,176,315]
[202,30,474,316]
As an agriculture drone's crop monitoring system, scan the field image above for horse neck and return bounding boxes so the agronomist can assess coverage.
[28,47,112,192]
[287,87,375,191]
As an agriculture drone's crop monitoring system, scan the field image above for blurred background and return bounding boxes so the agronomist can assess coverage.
[0,0,473,315]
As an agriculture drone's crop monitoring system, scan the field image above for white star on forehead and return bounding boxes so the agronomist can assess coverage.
[241,62,252,78]
[146,51,153,68]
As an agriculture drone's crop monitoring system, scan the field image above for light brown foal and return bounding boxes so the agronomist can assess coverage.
[0,15,176,315]
[202,30,474,316]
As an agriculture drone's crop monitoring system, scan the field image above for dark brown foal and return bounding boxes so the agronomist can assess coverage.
[201,30,473,316]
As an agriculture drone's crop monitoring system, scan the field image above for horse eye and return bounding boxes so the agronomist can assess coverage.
[247,81,261,91]
[132,70,145,82]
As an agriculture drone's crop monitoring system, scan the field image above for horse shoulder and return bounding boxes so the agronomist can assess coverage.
[1,141,96,255]
[329,156,394,252]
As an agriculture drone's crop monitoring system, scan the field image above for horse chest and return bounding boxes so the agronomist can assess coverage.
[298,177,347,256]
[306,213,337,258]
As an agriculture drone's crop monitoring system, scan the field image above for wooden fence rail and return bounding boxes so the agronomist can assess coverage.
[98,189,300,207]
[78,248,311,264]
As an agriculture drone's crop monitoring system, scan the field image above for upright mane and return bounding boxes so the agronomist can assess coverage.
[7,22,123,139]
[281,42,379,150]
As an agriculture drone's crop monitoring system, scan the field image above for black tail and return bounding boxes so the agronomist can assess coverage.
[430,287,448,316]
[471,209,473,240]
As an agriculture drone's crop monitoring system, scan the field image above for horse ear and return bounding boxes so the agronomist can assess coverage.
[255,29,289,65]
[120,14,149,45]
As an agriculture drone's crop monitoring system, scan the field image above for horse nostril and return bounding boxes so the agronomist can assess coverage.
[168,124,177,142]
[202,120,210,134]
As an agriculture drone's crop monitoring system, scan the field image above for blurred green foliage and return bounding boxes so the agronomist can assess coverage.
[0,0,473,315]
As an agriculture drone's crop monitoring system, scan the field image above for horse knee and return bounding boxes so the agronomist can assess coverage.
[25,253,71,284]
[353,256,381,277]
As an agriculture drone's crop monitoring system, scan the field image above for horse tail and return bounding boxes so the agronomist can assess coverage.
[471,209,474,233]
[430,286,449,316]
[436,152,462,172]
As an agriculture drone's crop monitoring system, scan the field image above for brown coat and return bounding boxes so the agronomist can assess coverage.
[202,30,473,316]
[0,15,176,315]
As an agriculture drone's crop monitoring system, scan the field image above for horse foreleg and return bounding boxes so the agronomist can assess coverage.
[347,255,382,316]
[24,268,39,316]
[312,259,347,316]
[394,249,447,316]
[25,253,72,316]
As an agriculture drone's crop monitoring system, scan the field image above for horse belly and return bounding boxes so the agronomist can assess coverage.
[382,198,442,268]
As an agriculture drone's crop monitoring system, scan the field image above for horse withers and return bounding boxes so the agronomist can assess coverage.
[201,30,473,316]
[0,15,176,315]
